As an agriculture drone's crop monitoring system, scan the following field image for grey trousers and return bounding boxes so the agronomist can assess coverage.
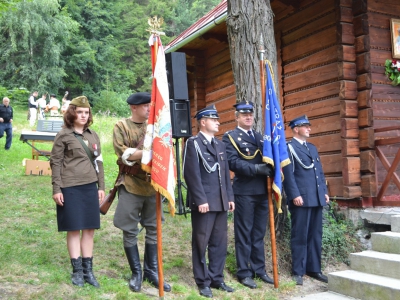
[113,185,158,247]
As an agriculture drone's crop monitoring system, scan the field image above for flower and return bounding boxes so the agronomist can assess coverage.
[385,59,400,86]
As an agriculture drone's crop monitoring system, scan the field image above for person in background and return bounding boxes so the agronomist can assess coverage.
[61,91,71,114]
[183,105,235,298]
[37,93,48,120]
[28,91,39,127]
[222,100,274,289]
[49,94,61,117]
[282,115,329,286]
[50,96,105,288]
[0,97,13,150]
[113,92,171,293]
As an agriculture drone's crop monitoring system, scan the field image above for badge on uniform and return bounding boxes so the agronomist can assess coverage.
[246,148,250,155]
[238,137,241,141]
[93,144,98,156]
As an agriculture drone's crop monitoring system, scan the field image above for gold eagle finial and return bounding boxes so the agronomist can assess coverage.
[147,16,165,36]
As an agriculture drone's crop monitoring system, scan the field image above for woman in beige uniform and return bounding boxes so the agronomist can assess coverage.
[50,96,105,287]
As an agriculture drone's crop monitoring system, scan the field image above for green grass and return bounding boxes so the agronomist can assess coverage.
[0,106,351,299]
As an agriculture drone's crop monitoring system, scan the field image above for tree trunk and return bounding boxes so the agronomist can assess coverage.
[226,0,277,132]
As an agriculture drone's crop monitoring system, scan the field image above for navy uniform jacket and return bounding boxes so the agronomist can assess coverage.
[183,132,234,211]
[222,128,267,195]
[0,104,13,123]
[282,138,328,208]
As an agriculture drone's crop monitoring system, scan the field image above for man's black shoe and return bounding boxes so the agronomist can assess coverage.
[254,274,273,284]
[293,275,303,285]
[199,286,213,298]
[239,277,257,289]
[306,272,328,283]
[210,282,234,292]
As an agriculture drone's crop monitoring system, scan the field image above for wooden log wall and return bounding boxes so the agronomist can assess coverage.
[184,42,236,140]
[276,0,360,200]
[353,0,400,205]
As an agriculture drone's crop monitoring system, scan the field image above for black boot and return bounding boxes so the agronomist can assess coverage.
[70,257,84,287]
[143,243,171,292]
[82,257,100,288]
[124,245,142,292]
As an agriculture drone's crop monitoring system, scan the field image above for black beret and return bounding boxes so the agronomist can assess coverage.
[127,92,151,105]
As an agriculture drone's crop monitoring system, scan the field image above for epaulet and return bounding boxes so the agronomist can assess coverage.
[223,130,232,137]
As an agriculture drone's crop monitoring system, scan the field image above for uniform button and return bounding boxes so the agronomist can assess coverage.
[316,176,318,178]
[314,168,317,170]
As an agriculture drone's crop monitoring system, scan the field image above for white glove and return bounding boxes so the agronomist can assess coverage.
[121,148,137,166]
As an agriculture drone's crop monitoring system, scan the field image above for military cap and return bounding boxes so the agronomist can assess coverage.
[233,100,254,113]
[289,115,311,128]
[194,104,219,120]
[70,96,90,108]
[50,94,56,98]
[127,92,151,105]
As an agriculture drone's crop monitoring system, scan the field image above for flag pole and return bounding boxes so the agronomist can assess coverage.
[258,36,279,288]
[151,33,165,299]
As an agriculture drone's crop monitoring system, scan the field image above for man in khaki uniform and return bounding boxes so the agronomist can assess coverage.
[113,92,171,293]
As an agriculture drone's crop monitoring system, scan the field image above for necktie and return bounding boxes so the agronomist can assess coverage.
[211,138,217,151]
[247,130,256,142]
[303,142,309,151]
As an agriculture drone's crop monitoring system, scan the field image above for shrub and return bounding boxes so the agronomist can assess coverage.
[322,201,360,266]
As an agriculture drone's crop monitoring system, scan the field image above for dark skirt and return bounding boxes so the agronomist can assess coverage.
[57,182,100,232]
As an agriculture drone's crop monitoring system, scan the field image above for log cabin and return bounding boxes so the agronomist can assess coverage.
[165,0,400,213]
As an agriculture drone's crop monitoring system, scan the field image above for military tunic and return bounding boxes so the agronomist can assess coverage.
[112,118,157,247]
[282,138,328,276]
[112,118,154,196]
[50,127,105,194]
[222,127,270,280]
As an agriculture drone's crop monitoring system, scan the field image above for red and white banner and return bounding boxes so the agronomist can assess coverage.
[141,34,176,215]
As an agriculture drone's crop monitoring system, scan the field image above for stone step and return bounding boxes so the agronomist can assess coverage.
[350,250,400,280]
[360,208,399,225]
[329,270,400,300]
[290,291,359,300]
[371,231,400,254]
[391,215,400,233]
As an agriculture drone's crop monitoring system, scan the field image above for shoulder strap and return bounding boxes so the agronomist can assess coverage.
[74,133,94,165]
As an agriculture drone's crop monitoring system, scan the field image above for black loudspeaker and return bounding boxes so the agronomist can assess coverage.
[170,99,192,138]
[165,52,188,100]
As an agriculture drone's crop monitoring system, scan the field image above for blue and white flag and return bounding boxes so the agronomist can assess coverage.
[262,61,290,213]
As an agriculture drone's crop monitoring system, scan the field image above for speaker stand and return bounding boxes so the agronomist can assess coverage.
[174,138,190,216]
[162,138,190,216]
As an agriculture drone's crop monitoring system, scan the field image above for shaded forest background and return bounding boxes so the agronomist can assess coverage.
[0,0,222,115]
